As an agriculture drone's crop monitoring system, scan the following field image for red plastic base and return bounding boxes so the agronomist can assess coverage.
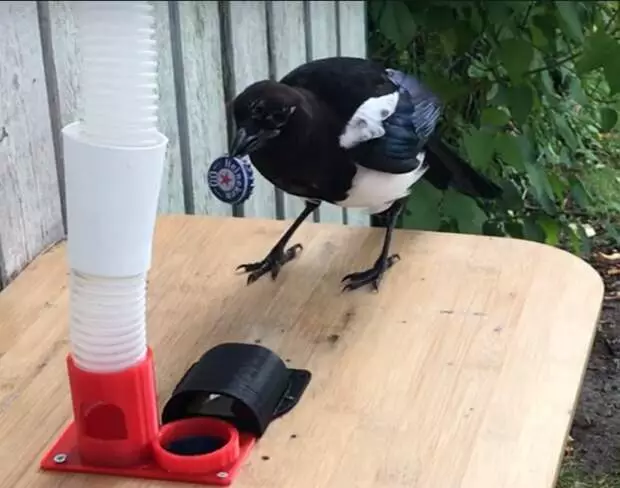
[39,350,256,486]
[40,421,256,486]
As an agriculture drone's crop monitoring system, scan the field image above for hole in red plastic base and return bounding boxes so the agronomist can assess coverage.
[40,420,256,486]
[153,417,240,474]
[82,402,128,440]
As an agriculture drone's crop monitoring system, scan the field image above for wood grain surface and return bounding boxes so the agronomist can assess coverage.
[0,215,603,488]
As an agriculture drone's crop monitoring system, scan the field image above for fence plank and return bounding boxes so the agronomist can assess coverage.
[268,0,308,221]
[152,1,185,214]
[226,1,277,220]
[175,1,232,217]
[306,0,345,225]
[0,2,64,287]
[337,0,371,227]
[47,1,184,214]
[46,2,78,128]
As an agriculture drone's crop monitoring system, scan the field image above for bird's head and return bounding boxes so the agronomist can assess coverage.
[229,80,300,158]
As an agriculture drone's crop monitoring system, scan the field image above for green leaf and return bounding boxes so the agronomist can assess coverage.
[469,7,483,32]
[487,3,513,26]
[532,9,558,46]
[453,20,477,55]
[537,215,561,246]
[604,56,620,95]
[494,133,525,171]
[600,107,618,133]
[542,143,559,164]
[520,127,537,160]
[567,223,592,257]
[555,2,584,43]
[424,71,469,102]
[576,31,617,74]
[505,220,525,238]
[378,1,417,49]
[568,175,592,209]
[498,38,534,83]
[547,172,568,200]
[498,179,524,211]
[439,29,457,57]
[402,180,443,231]
[486,83,499,101]
[467,61,488,79]
[530,25,548,48]
[523,216,546,243]
[506,1,531,16]
[524,161,557,215]
[566,224,581,255]
[604,222,620,246]
[480,107,510,127]
[482,221,505,237]
[368,1,384,24]
[421,6,455,31]
[558,146,572,166]
[441,189,486,234]
[530,50,546,72]
[568,77,589,106]
[506,84,534,125]
[553,113,578,151]
[462,129,496,170]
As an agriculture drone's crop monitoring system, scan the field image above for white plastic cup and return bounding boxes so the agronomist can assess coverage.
[63,121,168,278]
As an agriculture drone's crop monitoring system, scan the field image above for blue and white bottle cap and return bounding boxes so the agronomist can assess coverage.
[207,155,255,205]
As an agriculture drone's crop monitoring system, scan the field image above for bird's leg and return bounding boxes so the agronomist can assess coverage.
[341,199,405,292]
[237,200,320,285]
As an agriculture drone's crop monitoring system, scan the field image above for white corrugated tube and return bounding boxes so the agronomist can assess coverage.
[64,1,168,373]
[69,272,147,372]
[76,1,159,147]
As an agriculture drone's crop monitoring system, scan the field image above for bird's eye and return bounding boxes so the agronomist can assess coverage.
[272,106,296,125]
[271,109,288,124]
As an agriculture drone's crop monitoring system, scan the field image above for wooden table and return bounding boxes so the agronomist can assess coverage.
[0,215,604,488]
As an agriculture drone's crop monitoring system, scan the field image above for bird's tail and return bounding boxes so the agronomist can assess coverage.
[422,136,502,199]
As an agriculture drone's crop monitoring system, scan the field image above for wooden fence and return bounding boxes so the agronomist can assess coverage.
[0,0,369,289]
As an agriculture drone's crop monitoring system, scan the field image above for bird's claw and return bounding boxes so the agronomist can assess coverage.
[341,254,400,293]
[236,243,303,285]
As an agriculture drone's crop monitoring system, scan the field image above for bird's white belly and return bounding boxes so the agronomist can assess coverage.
[335,153,428,214]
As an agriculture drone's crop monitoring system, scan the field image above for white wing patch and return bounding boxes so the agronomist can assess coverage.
[338,91,399,149]
[335,151,428,215]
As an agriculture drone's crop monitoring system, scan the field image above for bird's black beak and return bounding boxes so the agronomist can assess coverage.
[230,127,268,158]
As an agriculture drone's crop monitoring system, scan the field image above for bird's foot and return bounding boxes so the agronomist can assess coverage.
[236,243,303,285]
[341,254,400,292]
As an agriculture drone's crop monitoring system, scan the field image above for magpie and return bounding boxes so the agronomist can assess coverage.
[229,56,502,292]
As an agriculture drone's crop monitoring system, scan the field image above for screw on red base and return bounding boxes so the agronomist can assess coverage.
[40,343,311,486]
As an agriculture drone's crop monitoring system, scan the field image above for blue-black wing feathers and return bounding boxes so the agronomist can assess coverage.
[381,69,441,162]
[347,68,441,174]
[279,57,501,198]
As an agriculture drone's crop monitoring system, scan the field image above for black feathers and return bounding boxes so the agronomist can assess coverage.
[363,68,442,174]
[424,136,502,199]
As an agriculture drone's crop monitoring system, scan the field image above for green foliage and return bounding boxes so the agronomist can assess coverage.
[368,0,620,256]
[557,461,620,487]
